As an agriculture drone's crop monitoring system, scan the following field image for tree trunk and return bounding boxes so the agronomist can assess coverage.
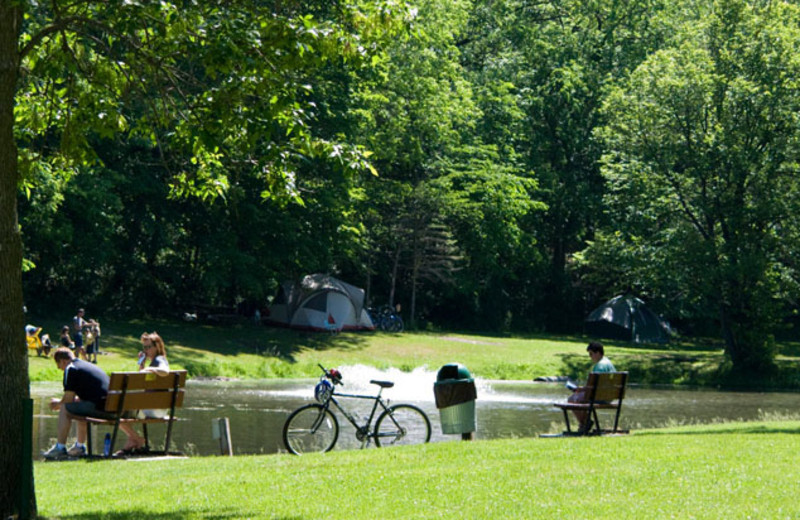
[389,243,400,307]
[0,2,36,518]
[718,279,776,374]
[719,303,740,365]
[410,234,419,330]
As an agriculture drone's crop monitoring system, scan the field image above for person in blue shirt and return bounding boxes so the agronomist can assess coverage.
[567,342,616,432]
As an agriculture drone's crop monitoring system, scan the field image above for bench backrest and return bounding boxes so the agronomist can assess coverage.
[586,371,628,403]
[104,370,187,412]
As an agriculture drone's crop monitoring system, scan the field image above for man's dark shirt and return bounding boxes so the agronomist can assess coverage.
[63,359,109,407]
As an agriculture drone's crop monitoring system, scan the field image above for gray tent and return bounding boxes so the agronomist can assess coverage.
[266,274,375,332]
[585,294,670,343]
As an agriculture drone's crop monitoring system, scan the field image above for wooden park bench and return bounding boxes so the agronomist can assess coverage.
[552,371,628,436]
[69,370,187,457]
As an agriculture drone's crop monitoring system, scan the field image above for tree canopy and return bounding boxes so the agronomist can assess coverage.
[3,0,800,515]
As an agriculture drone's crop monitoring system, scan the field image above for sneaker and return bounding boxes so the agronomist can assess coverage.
[579,419,594,434]
[43,445,67,460]
[67,444,87,457]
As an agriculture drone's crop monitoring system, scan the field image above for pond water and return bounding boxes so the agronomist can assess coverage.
[30,365,800,457]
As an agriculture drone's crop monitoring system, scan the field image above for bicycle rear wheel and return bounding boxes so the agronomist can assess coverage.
[385,314,404,333]
[379,314,404,333]
[374,404,431,447]
[283,404,339,455]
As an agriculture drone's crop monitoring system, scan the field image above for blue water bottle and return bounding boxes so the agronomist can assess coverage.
[103,433,111,457]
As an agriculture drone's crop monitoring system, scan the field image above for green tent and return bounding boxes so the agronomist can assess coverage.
[585,294,670,343]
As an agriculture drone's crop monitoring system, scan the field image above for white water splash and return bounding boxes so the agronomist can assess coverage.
[331,364,438,402]
[254,364,556,405]
[315,365,551,405]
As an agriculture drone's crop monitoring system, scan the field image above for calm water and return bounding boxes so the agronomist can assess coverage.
[30,365,800,456]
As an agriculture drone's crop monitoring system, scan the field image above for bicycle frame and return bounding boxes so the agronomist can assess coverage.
[283,366,432,454]
[321,386,391,436]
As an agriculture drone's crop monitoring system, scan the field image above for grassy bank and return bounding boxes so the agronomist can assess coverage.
[26,316,800,389]
[34,420,800,519]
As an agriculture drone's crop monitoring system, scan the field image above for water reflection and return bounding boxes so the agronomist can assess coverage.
[30,365,800,457]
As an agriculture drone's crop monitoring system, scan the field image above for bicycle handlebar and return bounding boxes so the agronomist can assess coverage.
[318,363,343,386]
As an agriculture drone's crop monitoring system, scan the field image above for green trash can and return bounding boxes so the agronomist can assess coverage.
[434,363,477,435]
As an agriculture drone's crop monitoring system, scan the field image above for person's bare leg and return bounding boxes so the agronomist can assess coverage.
[119,423,145,449]
[568,391,588,429]
[57,406,72,444]
[76,421,87,444]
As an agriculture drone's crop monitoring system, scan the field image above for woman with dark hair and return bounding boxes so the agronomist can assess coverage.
[60,326,75,351]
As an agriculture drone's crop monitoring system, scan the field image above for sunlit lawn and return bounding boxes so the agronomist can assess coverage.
[34,420,800,519]
[28,318,800,518]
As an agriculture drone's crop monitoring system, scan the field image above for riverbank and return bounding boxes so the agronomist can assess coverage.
[25,316,800,389]
[34,420,800,519]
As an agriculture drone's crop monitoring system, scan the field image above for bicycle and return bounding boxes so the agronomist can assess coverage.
[282,364,431,455]
[367,304,405,333]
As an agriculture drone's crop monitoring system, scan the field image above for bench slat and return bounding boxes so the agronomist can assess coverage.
[554,403,620,410]
[105,390,185,411]
[82,416,177,425]
[70,370,188,457]
[593,372,626,402]
[108,371,187,391]
[551,371,628,436]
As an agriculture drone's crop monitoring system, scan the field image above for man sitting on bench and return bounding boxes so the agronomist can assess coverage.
[44,347,111,459]
[567,341,616,433]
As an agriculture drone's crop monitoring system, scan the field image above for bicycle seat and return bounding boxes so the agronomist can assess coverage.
[370,380,394,388]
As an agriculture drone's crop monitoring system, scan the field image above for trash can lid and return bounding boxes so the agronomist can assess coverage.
[436,363,473,382]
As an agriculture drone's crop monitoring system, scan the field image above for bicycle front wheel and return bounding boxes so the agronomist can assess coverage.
[283,404,339,455]
[374,404,431,447]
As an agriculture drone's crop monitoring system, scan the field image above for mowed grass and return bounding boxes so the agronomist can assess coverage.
[27,316,800,388]
[35,421,800,519]
[26,317,599,382]
[29,320,800,517]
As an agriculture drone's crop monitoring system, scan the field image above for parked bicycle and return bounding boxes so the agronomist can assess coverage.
[368,304,404,333]
[282,364,431,455]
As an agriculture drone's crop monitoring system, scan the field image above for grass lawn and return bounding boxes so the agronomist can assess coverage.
[28,319,800,518]
[34,421,800,519]
[26,316,800,389]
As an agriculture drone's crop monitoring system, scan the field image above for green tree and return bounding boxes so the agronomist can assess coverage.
[595,0,800,372]
[349,0,479,319]
[2,1,407,515]
[460,0,667,330]
[348,0,547,329]
[436,155,543,331]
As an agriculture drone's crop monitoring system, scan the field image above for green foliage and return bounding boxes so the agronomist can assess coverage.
[592,0,800,372]
[13,0,800,363]
[17,0,415,313]
[455,0,672,331]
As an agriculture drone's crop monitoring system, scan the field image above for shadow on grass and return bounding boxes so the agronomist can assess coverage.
[501,332,727,354]
[105,318,373,364]
[778,340,800,357]
[52,511,303,520]
[559,350,800,390]
[637,423,800,436]
[558,350,724,387]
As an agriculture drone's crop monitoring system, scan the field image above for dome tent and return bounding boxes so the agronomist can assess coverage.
[266,274,375,332]
[585,294,670,343]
